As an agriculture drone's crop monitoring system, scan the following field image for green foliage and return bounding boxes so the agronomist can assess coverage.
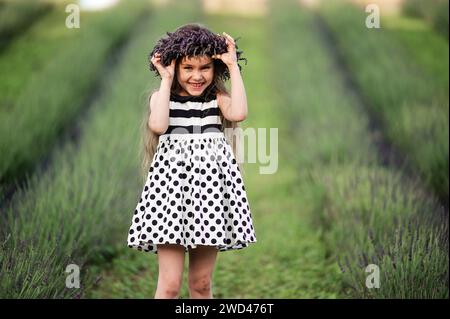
[320,3,449,204]
[310,164,448,298]
[432,1,449,39]
[0,1,151,298]
[402,0,449,39]
[0,0,52,49]
[0,0,148,186]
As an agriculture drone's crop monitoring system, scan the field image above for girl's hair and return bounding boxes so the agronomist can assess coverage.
[139,23,247,183]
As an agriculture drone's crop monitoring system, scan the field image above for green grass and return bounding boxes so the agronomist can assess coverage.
[0,6,93,108]
[402,0,449,40]
[270,0,448,298]
[383,15,449,89]
[0,0,52,50]
[310,163,448,298]
[0,0,155,298]
[0,0,148,187]
[319,3,449,205]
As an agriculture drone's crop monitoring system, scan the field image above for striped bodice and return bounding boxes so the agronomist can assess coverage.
[161,92,222,135]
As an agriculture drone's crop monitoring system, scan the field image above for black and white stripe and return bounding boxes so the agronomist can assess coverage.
[163,98,222,135]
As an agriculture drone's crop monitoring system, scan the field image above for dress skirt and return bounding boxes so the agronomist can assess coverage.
[127,131,257,254]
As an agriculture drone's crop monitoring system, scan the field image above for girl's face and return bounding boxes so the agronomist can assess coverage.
[176,55,214,96]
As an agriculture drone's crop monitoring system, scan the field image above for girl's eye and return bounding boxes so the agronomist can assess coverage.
[184,66,210,70]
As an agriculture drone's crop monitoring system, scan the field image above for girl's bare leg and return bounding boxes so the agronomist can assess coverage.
[154,244,185,299]
[188,245,218,299]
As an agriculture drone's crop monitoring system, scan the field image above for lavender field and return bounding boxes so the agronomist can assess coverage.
[0,0,448,299]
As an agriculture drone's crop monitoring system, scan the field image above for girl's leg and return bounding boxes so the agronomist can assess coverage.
[154,244,185,299]
[188,245,218,299]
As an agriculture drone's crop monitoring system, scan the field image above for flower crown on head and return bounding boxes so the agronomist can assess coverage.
[148,23,247,81]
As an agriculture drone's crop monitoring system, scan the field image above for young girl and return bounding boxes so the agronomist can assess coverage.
[127,23,257,299]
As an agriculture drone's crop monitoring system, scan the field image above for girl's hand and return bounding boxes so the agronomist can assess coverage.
[212,32,238,68]
[150,52,175,80]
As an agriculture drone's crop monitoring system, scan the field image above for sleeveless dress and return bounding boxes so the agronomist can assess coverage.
[127,91,257,254]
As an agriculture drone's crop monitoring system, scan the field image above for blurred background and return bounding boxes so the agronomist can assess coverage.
[0,0,448,299]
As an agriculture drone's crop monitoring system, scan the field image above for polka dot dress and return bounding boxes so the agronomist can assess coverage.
[127,91,257,254]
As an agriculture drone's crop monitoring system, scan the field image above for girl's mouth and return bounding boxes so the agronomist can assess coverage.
[189,82,205,90]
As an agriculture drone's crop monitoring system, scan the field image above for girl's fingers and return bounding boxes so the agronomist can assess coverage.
[219,32,235,47]
[223,32,235,43]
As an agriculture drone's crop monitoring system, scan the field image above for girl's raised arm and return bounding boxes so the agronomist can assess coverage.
[148,54,175,135]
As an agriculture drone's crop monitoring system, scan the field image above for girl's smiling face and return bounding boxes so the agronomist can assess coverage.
[176,55,214,96]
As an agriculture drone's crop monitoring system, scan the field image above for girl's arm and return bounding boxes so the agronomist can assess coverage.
[214,32,248,122]
[148,77,172,135]
[148,53,176,135]
[227,62,248,121]
[217,63,248,122]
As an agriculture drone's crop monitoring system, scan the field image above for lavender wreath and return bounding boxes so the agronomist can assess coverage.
[148,23,247,81]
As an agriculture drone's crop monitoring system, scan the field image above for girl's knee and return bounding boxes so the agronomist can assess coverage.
[156,278,183,298]
[188,273,212,293]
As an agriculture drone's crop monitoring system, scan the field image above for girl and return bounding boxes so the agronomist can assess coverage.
[127,23,257,299]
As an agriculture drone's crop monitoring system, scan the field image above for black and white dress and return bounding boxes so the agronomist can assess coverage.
[127,91,257,254]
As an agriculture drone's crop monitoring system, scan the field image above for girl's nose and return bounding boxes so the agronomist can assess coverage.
[193,70,204,78]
